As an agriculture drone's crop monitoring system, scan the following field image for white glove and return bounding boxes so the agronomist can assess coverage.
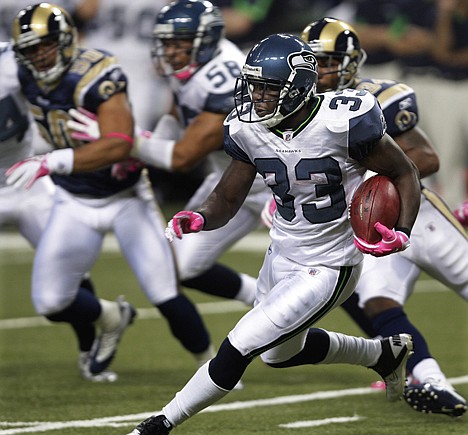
[67,107,151,142]
[6,156,50,189]
[5,149,74,189]
[67,108,100,141]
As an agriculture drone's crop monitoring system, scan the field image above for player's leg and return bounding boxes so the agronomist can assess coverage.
[400,190,468,416]
[355,193,467,415]
[16,178,114,379]
[32,190,130,381]
[173,175,266,306]
[116,190,213,367]
[340,292,379,337]
[174,205,259,306]
[133,250,410,434]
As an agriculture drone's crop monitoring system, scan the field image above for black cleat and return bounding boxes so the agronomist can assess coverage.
[127,415,173,435]
[370,333,414,401]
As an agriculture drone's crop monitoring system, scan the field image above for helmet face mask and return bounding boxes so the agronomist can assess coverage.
[152,0,224,80]
[301,18,366,92]
[234,34,318,128]
[11,3,77,85]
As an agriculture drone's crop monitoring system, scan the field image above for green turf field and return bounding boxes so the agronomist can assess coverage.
[0,228,466,434]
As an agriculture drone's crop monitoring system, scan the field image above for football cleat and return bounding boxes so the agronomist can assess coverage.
[78,351,118,382]
[404,380,467,417]
[89,296,137,374]
[369,333,414,401]
[127,415,173,435]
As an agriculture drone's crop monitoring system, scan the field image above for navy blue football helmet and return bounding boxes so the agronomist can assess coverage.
[152,0,224,80]
[234,34,318,128]
[11,3,77,85]
[301,17,366,90]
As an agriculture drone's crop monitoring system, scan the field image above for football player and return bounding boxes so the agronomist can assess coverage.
[68,0,270,308]
[127,33,421,434]
[6,3,217,380]
[0,40,121,382]
[297,17,466,417]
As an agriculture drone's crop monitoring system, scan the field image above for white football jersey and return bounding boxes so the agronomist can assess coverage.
[170,38,265,195]
[225,89,387,266]
[0,42,33,186]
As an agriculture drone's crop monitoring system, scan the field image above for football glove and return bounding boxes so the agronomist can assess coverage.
[165,211,205,242]
[261,197,276,229]
[111,158,145,180]
[6,149,73,189]
[6,156,50,189]
[67,107,100,142]
[454,200,468,227]
[354,222,410,257]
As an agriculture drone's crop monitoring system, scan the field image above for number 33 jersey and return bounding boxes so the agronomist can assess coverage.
[225,89,387,267]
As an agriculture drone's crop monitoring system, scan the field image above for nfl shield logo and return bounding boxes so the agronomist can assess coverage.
[282,131,294,142]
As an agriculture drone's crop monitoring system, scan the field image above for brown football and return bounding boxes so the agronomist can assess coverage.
[349,175,401,243]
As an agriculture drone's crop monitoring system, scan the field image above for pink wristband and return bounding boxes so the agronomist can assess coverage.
[104,132,134,146]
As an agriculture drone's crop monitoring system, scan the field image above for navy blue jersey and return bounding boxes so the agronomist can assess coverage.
[352,77,418,137]
[18,47,141,197]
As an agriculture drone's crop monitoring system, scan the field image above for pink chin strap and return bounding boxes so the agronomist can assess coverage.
[174,63,198,80]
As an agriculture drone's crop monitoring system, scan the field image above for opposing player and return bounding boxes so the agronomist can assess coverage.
[0,40,122,382]
[297,17,467,417]
[127,33,421,434]
[68,0,270,307]
[6,3,217,380]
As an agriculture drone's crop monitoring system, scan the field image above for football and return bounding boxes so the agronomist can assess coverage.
[349,175,401,243]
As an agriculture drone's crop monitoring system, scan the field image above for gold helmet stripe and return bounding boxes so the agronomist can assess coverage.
[317,20,358,52]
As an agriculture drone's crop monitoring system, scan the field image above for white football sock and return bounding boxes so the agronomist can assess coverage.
[412,358,448,386]
[319,330,382,367]
[236,273,256,306]
[163,362,229,426]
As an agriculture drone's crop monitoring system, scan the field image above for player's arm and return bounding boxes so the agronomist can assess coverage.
[360,133,421,234]
[68,105,227,172]
[6,92,134,189]
[197,158,257,229]
[166,158,257,240]
[170,111,226,171]
[393,126,440,178]
[72,92,134,171]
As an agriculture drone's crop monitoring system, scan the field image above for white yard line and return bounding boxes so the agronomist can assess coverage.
[0,377,467,433]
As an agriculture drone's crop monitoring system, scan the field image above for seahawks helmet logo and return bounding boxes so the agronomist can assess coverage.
[288,51,317,73]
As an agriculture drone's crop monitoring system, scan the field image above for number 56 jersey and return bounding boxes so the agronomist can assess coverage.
[225,88,387,267]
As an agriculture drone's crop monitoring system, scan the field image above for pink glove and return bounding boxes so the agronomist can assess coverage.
[6,155,50,189]
[261,197,276,229]
[165,211,205,242]
[354,222,410,257]
[454,200,468,227]
[111,158,145,180]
